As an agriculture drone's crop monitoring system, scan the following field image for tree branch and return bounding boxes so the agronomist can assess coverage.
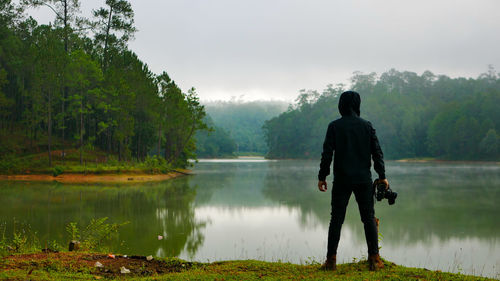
[38,2,64,21]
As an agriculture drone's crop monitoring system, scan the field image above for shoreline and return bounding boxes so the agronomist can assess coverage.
[395,159,500,165]
[0,170,191,184]
[258,157,499,164]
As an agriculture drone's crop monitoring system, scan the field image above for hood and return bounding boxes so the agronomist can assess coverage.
[338,91,361,116]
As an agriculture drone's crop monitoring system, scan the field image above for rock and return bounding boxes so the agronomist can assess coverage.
[120,266,131,274]
[146,255,153,261]
[68,240,80,251]
[94,261,104,268]
[42,248,59,253]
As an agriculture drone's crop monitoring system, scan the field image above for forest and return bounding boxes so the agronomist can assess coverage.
[264,69,500,160]
[0,0,207,171]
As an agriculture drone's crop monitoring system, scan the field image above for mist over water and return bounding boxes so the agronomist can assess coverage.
[1,160,498,278]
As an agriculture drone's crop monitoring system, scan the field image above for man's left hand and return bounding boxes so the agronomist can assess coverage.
[318,181,327,192]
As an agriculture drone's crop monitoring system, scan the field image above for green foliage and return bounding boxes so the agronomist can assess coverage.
[157,74,208,166]
[52,165,64,176]
[195,115,237,158]
[0,155,22,174]
[479,129,498,158]
[143,155,170,173]
[264,70,500,160]
[0,217,127,256]
[65,222,79,241]
[65,217,128,252]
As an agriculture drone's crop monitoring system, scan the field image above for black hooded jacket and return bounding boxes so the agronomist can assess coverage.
[318,91,385,183]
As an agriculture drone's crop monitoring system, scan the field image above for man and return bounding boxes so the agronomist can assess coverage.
[317,90,388,271]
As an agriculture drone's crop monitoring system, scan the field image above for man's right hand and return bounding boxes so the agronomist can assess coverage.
[379,178,389,189]
[318,181,328,192]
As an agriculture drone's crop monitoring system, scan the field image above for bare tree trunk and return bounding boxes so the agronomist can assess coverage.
[118,140,122,162]
[174,121,197,161]
[30,127,32,149]
[107,128,111,156]
[157,125,161,157]
[137,134,140,161]
[61,92,65,163]
[62,0,69,164]
[48,91,52,167]
[80,101,83,165]
[164,134,169,161]
[103,5,113,71]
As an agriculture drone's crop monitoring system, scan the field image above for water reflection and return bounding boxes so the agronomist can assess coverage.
[0,179,207,258]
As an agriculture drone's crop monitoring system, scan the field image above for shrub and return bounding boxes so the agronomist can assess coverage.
[65,218,129,252]
[144,155,170,174]
[52,166,64,177]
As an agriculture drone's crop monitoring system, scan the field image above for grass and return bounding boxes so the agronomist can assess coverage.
[0,252,496,280]
[0,148,174,176]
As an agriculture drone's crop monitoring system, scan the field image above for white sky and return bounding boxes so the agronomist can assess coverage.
[27,0,500,101]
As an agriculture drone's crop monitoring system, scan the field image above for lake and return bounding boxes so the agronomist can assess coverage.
[1,159,499,278]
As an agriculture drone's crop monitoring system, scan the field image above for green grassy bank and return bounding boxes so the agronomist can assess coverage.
[0,252,495,281]
[0,149,172,176]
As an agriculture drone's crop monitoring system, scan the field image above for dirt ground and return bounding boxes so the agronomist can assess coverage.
[0,170,190,184]
[2,252,193,278]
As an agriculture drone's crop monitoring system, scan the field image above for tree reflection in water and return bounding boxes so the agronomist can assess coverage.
[0,178,208,258]
[262,161,500,244]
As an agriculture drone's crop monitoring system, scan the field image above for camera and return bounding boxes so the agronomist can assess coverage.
[375,181,397,205]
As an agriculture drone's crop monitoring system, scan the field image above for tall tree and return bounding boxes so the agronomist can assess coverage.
[91,0,136,72]
[157,72,207,165]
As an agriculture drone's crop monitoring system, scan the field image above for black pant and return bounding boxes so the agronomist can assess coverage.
[327,182,379,257]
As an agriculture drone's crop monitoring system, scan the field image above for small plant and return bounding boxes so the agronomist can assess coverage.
[52,166,64,177]
[48,240,62,252]
[303,256,320,266]
[65,217,129,252]
[66,222,80,241]
[12,231,28,251]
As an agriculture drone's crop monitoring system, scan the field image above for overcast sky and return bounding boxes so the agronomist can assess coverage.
[28,0,500,101]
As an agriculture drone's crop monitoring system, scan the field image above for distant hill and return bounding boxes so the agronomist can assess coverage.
[202,100,288,155]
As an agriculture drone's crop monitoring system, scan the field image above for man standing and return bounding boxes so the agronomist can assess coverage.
[317,91,387,271]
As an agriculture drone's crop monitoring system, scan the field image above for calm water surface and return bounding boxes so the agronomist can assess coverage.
[1,159,499,278]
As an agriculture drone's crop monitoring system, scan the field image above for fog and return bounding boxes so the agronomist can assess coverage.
[27,0,500,101]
